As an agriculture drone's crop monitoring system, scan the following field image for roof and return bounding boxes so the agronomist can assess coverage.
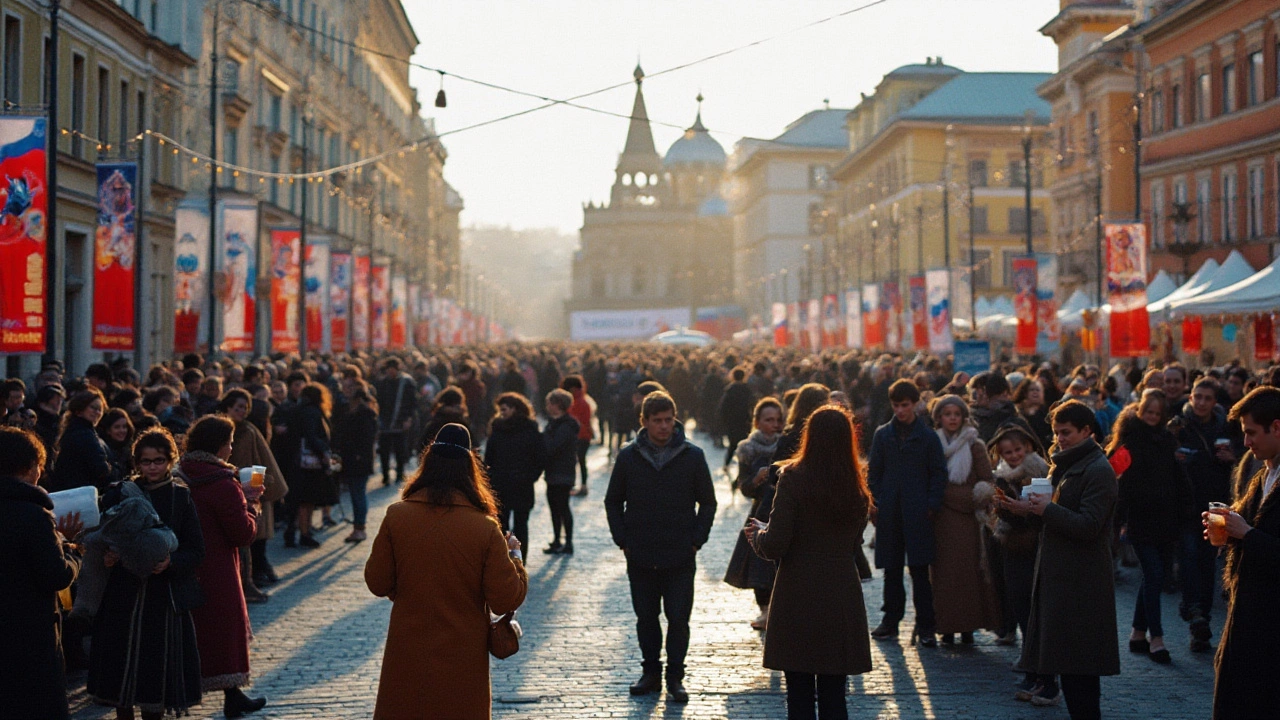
[772,108,852,148]
[899,73,1053,123]
[886,62,963,78]
[621,67,658,159]
[664,110,727,167]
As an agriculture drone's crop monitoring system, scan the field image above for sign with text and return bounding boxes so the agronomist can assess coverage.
[0,117,48,353]
[92,162,137,350]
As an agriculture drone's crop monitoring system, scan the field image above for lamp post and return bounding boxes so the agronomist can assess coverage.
[1022,109,1035,256]
[1168,202,1199,282]
[869,204,879,282]
[916,204,925,275]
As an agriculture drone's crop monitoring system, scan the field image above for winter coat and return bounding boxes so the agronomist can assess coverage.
[867,417,948,568]
[333,403,380,479]
[290,397,337,507]
[1114,420,1194,545]
[87,478,204,715]
[972,399,1017,443]
[543,415,580,487]
[717,381,755,440]
[376,373,417,434]
[724,429,783,591]
[749,467,872,676]
[605,423,717,570]
[569,389,594,441]
[1019,439,1120,677]
[228,420,287,541]
[422,405,470,450]
[1169,404,1235,510]
[697,372,726,436]
[48,415,117,492]
[1214,465,1280,719]
[179,454,258,690]
[459,376,488,438]
[485,416,545,513]
[497,370,527,396]
[931,429,1003,634]
[1017,405,1053,451]
[990,452,1050,558]
[0,476,81,720]
[364,491,528,720]
[74,482,177,618]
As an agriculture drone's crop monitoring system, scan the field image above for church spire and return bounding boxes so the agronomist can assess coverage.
[621,64,658,159]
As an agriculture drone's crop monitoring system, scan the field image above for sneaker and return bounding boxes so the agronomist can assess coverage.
[1030,683,1062,707]
[298,534,321,548]
[1014,679,1040,702]
[543,542,563,555]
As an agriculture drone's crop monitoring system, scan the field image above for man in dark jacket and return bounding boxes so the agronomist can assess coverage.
[0,427,82,719]
[1169,376,1236,651]
[1212,387,1280,720]
[717,368,755,469]
[605,391,716,703]
[867,379,947,646]
[970,371,1017,443]
[542,389,580,554]
[375,358,418,486]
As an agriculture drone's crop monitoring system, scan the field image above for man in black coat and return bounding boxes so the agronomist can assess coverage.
[605,391,716,703]
[374,358,418,486]
[1212,387,1280,720]
[717,367,756,470]
[0,427,82,719]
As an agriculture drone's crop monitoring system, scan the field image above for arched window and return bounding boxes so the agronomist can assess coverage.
[622,173,632,186]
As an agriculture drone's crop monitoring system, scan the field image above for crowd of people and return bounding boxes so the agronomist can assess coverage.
[1,341,1277,719]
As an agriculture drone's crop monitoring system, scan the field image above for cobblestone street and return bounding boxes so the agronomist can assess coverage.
[70,434,1219,719]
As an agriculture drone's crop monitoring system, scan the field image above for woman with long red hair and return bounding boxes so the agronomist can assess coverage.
[746,404,874,720]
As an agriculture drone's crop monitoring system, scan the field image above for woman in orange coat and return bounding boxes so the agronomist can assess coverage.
[365,423,528,720]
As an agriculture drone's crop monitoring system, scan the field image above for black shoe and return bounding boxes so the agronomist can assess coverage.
[1189,616,1211,642]
[916,632,937,648]
[243,583,269,604]
[283,529,297,548]
[560,543,574,555]
[870,621,899,641]
[1190,638,1213,653]
[224,688,267,718]
[666,678,689,703]
[629,671,662,696]
[960,631,974,645]
[1149,647,1172,664]
[1014,678,1040,702]
[321,517,337,529]
[299,534,321,548]
[940,633,955,645]
[1129,638,1150,653]
[543,542,563,555]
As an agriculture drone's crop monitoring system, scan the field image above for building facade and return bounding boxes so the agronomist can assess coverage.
[566,66,734,340]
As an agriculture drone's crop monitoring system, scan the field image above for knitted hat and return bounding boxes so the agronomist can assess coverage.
[930,394,970,424]
[431,423,473,459]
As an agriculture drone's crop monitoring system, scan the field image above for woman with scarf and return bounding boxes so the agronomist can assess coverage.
[177,416,267,718]
[928,394,1002,645]
[723,396,786,629]
[87,428,205,720]
[97,407,136,479]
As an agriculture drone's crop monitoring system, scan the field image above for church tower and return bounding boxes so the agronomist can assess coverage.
[610,65,666,207]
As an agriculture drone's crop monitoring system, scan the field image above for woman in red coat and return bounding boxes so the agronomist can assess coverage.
[177,416,267,719]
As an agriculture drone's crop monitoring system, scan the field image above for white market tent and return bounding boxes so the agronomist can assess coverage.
[1057,289,1092,317]
[1170,254,1280,315]
[1146,270,1177,304]
[1146,257,1220,315]
[990,296,1015,316]
[974,297,993,319]
[1149,251,1254,315]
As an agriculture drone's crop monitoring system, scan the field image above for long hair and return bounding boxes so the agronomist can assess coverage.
[96,407,135,446]
[59,387,106,439]
[785,383,830,432]
[300,382,332,417]
[402,444,499,519]
[1105,389,1167,456]
[778,404,873,522]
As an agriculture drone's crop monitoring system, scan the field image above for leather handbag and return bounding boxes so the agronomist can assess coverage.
[488,611,520,659]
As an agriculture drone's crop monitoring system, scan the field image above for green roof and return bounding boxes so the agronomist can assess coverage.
[899,72,1053,123]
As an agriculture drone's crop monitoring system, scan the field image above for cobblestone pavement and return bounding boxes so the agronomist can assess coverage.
[70,433,1219,719]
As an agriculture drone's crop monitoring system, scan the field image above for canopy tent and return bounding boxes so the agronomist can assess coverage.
[1057,289,1092,317]
[1170,254,1280,315]
[1149,251,1253,315]
[974,296,993,319]
[1146,270,1177,304]
[990,296,1015,316]
[1146,257,1219,315]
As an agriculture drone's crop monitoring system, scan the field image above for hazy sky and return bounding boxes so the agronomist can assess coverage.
[403,0,1061,234]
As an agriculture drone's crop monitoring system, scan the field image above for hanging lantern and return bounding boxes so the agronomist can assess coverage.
[434,70,447,108]
[1255,315,1273,361]
[1181,316,1202,355]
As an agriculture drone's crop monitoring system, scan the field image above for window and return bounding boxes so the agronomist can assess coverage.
[1008,207,1047,236]
[1222,171,1237,243]
[1151,183,1165,248]
[1196,177,1211,244]
[970,248,992,290]
[1247,166,1263,239]
[3,15,20,106]
[1171,85,1182,128]
[631,268,645,296]
[224,126,238,167]
[1087,110,1099,155]
[971,205,988,234]
[1007,160,1027,188]
[268,90,282,131]
[1196,72,1210,121]
[808,164,831,190]
[269,155,280,205]
[968,159,987,187]
[118,79,129,148]
[1173,179,1189,243]
[1057,125,1071,166]
[1150,90,1164,133]
[71,54,86,157]
[1223,63,1237,114]
[1247,51,1263,106]
[96,66,109,152]
[590,276,605,299]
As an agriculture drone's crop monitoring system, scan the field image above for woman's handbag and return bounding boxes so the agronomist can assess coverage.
[488,610,521,659]
[299,439,324,471]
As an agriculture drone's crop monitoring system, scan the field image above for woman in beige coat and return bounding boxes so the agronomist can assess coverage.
[219,388,287,601]
[365,423,527,720]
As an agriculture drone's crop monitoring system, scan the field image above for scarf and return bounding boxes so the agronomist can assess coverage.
[736,429,780,466]
[992,452,1050,488]
[175,451,237,487]
[938,424,979,484]
[1049,438,1101,484]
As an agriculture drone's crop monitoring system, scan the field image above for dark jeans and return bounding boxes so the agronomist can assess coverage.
[628,562,696,679]
[378,431,409,482]
[725,431,747,467]
[1060,674,1101,720]
[546,485,573,544]
[344,472,368,527]
[881,563,935,633]
[250,538,271,575]
[783,672,847,720]
[1132,541,1167,637]
[1180,527,1217,622]
[1004,551,1037,637]
[574,438,590,487]
[754,587,772,609]
[499,504,531,555]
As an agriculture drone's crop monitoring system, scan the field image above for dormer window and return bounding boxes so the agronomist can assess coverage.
[635,173,648,188]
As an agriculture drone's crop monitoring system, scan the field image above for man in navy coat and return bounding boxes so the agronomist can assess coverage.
[867,378,947,646]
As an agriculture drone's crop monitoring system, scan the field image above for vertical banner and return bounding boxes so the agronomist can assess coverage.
[862,284,882,349]
[786,302,800,347]
[1254,315,1273,362]
[951,266,973,327]
[806,298,821,351]
[1035,253,1060,355]
[882,281,901,351]
[219,202,258,354]
[92,163,137,350]
[822,294,839,348]
[909,276,927,350]
[1013,256,1038,356]
[771,302,787,347]
[1181,316,1202,355]
[408,283,422,348]
[329,252,351,352]
[390,274,408,349]
[1106,223,1151,358]
[797,300,809,350]
[845,289,862,349]
[304,240,330,352]
[0,117,48,353]
[926,269,953,353]
[370,260,390,350]
[351,254,370,349]
[269,229,301,353]
[173,202,209,353]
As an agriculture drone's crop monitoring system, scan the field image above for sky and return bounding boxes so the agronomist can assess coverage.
[403,0,1062,234]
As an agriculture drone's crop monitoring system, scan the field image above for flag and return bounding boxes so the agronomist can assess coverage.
[1181,316,1202,355]
[304,240,330,352]
[329,252,351,352]
[92,162,137,350]
[1035,253,1060,354]
[845,289,861,349]
[269,229,301,353]
[926,269,953,353]
[1106,224,1151,357]
[862,284,882,349]
[219,201,258,354]
[173,203,209,353]
[771,302,787,347]
[0,117,49,353]
[909,276,927,350]
[1012,255,1038,356]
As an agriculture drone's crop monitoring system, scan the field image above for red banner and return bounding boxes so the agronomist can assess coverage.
[862,285,883,349]
[390,274,407,349]
[92,163,136,350]
[882,281,902,351]
[219,202,258,354]
[1106,223,1151,358]
[1255,316,1273,361]
[270,229,301,353]
[329,252,350,353]
[771,302,787,347]
[0,117,48,353]
[909,276,927,350]
[1181,316,1202,355]
[371,261,389,350]
[1012,256,1038,356]
[351,255,370,349]
[821,294,839,348]
[173,204,209,353]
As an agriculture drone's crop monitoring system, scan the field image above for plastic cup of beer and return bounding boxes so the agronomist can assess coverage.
[251,465,266,489]
[1206,502,1230,547]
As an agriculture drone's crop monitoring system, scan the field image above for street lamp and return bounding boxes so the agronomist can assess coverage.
[1022,109,1035,255]
[1168,201,1200,282]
